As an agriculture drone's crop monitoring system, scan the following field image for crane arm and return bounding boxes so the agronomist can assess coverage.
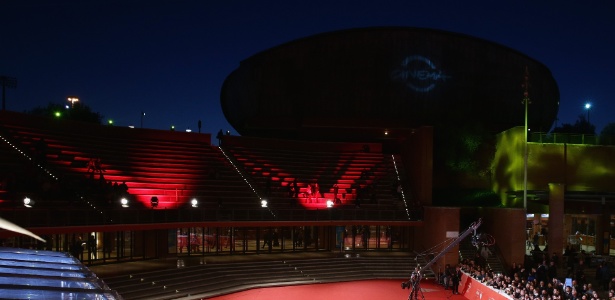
[419,218,482,273]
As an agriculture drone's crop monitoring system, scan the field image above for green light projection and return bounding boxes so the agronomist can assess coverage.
[492,127,615,207]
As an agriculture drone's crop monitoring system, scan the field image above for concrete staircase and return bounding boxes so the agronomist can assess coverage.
[458,240,507,275]
[103,255,425,300]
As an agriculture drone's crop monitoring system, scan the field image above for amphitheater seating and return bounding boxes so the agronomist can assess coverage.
[0,111,258,210]
[223,140,404,214]
[0,111,414,223]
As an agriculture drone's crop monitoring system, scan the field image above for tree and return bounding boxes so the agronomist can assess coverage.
[600,122,615,145]
[26,102,103,124]
[551,114,595,135]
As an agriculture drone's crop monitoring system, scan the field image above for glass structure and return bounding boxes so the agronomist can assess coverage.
[0,247,121,299]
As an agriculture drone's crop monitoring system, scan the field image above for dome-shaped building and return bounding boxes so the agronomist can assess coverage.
[221,27,559,141]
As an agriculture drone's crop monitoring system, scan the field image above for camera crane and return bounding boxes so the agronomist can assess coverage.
[404,218,482,300]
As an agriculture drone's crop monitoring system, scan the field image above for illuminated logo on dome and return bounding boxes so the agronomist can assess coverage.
[391,55,451,92]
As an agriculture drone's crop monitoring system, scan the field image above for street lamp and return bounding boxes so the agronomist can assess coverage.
[67,97,79,108]
[584,102,592,124]
[521,67,531,211]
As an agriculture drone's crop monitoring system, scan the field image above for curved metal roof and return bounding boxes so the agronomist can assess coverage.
[221,27,559,140]
[0,247,122,299]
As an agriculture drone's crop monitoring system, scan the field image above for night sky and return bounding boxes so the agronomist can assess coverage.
[2,0,614,139]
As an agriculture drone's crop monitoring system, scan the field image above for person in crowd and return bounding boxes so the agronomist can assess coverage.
[480,245,491,260]
[216,129,223,145]
[533,231,540,250]
[451,265,462,294]
[361,225,370,249]
[262,230,271,249]
[71,236,84,261]
[305,184,312,202]
[294,227,303,247]
[441,264,450,289]
[407,266,422,300]
[88,234,97,259]
[456,254,615,300]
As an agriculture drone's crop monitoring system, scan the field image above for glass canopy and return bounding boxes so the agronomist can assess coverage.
[0,247,122,299]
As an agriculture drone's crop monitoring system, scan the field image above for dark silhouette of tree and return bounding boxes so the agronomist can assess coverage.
[26,102,103,124]
[551,114,595,135]
[600,122,615,145]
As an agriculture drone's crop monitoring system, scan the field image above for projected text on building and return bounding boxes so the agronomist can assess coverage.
[391,55,451,92]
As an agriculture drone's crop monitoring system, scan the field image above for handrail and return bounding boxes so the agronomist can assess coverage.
[0,207,420,233]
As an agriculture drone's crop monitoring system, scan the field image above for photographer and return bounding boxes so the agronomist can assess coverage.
[402,266,422,300]
[451,265,462,294]
[442,264,451,289]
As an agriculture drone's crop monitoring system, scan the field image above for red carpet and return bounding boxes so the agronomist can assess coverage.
[208,279,469,300]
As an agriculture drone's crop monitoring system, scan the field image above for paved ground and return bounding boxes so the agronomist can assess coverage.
[208,279,468,300]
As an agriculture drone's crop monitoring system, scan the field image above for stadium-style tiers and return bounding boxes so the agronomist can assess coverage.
[221,27,559,141]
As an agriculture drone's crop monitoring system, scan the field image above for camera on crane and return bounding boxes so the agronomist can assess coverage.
[401,281,411,289]
[401,271,419,289]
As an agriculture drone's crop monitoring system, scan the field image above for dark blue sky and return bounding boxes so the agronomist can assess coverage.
[2,0,614,137]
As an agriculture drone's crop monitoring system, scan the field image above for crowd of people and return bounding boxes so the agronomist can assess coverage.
[452,246,615,300]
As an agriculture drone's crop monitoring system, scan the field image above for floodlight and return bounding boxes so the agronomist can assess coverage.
[67,97,79,108]
[23,197,34,208]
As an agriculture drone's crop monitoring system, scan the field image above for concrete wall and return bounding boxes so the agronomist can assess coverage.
[420,206,460,269]
[401,126,433,206]
[481,208,526,268]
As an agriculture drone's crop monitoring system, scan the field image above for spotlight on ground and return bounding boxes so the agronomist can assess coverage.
[261,200,268,208]
[191,198,198,208]
[23,197,34,208]
[120,197,129,208]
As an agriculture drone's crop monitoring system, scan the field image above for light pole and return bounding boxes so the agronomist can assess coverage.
[67,97,79,108]
[522,67,531,211]
[584,102,591,124]
[141,111,145,128]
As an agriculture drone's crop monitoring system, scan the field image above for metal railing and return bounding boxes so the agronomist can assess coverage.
[1,206,420,229]
[529,132,610,145]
